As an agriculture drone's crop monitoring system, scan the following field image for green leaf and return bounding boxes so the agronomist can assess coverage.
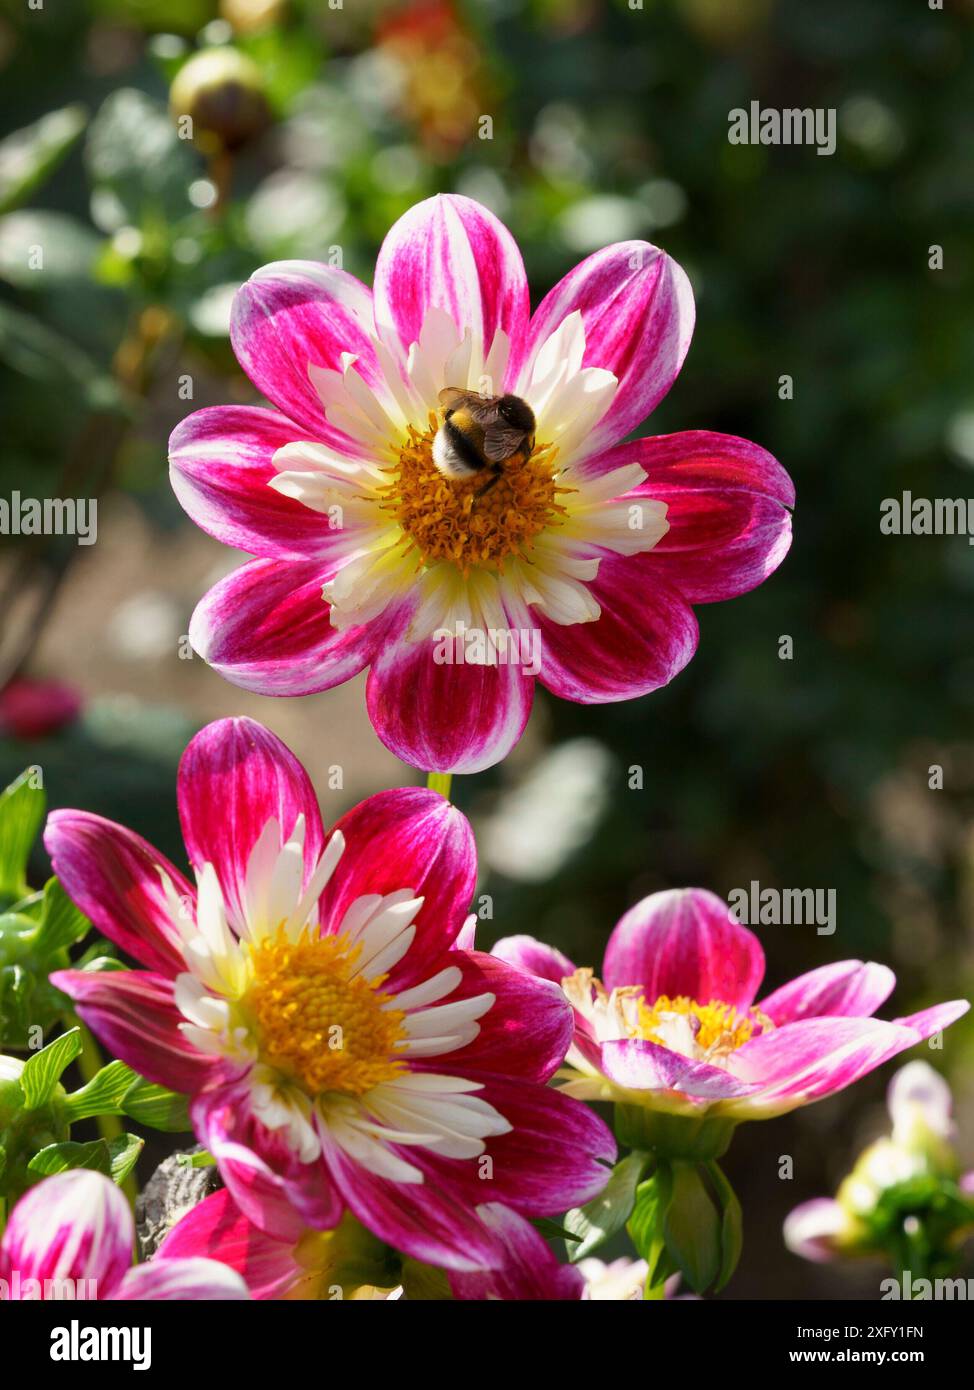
[120,1077,191,1132]
[565,1150,650,1260]
[662,1162,722,1295]
[34,877,92,956]
[0,769,45,902]
[532,1216,582,1243]
[0,211,101,289]
[627,1163,676,1290]
[20,1028,81,1109]
[29,1138,112,1178]
[108,1132,143,1185]
[705,1160,743,1293]
[0,105,87,215]
[64,1060,138,1122]
[85,88,196,230]
[175,1148,216,1169]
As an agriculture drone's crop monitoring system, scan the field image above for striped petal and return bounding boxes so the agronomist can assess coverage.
[113,1258,250,1300]
[0,1171,131,1297]
[758,961,896,1026]
[158,1190,303,1300]
[491,935,576,986]
[603,888,766,1011]
[448,1204,586,1300]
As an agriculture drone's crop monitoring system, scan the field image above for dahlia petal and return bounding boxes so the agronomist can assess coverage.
[169,406,350,561]
[189,557,386,697]
[410,950,574,1085]
[783,1198,848,1262]
[599,1038,762,1101]
[726,1016,932,1116]
[603,887,766,1011]
[520,241,694,456]
[50,969,216,1093]
[893,1000,970,1038]
[373,194,530,382]
[536,557,698,703]
[230,261,379,444]
[193,1089,344,1235]
[113,1258,250,1300]
[158,1190,302,1300]
[491,934,576,986]
[0,1170,131,1297]
[178,717,325,932]
[448,1204,586,1300]
[758,961,897,1026]
[366,634,534,774]
[581,430,794,603]
[319,788,476,989]
[43,811,191,976]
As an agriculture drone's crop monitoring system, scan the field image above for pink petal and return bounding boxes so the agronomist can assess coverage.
[113,1257,250,1300]
[586,430,794,603]
[894,1000,970,1038]
[51,968,217,1093]
[44,811,191,976]
[169,405,346,561]
[491,934,576,985]
[412,949,574,1085]
[783,1198,847,1263]
[0,1170,131,1297]
[189,557,386,697]
[320,1132,506,1273]
[366,632,535,774]
[177,717,324,931]
[521,241,694,456]
[373,194,530,379]
[448,1204,586,1301]
[758,961,896,1026]
[159,1190,302,1300]
[603,887,766,1011]
[192,1087,344,1236]
[599,1037,761,1101]
[727,1016,928,1114]
[318,788,476,991]
[536,558,698,703]
[419,1074,617,1216]
[230,261,379,445]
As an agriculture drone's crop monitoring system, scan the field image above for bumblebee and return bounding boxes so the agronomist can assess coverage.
[432,388,536,495]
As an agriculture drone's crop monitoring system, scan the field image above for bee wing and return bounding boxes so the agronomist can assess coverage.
[483,423,529,462]
[438,387,501,423]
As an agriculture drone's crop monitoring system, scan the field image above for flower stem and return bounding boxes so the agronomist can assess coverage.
[74,1022,138,1206]
[426,771,453,800]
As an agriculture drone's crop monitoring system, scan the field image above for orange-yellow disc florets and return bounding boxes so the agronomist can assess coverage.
[244,926,407,1097]
[633,993,771,1057]
[381,415,566,573]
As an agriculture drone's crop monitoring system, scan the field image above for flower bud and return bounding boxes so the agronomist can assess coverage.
[170,48,270,155]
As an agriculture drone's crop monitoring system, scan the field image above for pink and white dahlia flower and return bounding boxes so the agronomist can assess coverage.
[49,717,614,1271]
[0,1169,248,1300]
[170,194,794,773]
[494,889,968,1139]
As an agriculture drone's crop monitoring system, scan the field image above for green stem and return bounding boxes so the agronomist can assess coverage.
[74,1022,138,1206]
[426,771,453,800]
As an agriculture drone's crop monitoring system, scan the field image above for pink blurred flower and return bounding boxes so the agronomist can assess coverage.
[0,1169,247,1300]
[0,677,82,740]
[493,889,968,1127]
[170,194,794,773]
[49,717,614,1272]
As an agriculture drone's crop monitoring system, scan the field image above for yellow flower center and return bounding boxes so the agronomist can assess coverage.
[380,414,567,573]
[244,926,407,1097]
[630,992,771,1058]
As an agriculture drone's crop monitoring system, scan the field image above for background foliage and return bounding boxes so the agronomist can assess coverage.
[1,0,972,1296]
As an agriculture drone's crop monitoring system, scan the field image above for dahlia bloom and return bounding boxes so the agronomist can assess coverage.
[49,717,614,1271]
[170,194,794,773]
[0,1169,247,1300]
[784,1061,974,1263]
[493,889,968,1148]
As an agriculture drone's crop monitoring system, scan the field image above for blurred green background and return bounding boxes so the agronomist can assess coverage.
[1,0,973,1297]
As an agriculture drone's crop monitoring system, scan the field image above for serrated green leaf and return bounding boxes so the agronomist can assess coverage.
[64,1059,138,1122]
[34,877,92,956]
[0,769,45,902]
[108,1132,143,1185]
[0,105,87,215]
[121,1077,191,1132]
[20,1027,81,1108]
[565,1150,649,1260]
[29,1138,112,1177]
